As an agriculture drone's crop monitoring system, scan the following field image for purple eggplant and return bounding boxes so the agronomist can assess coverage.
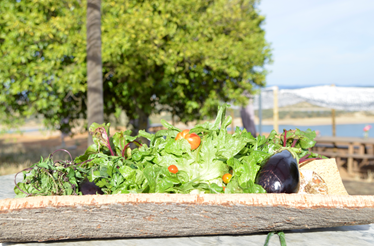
[255,149,300,193]
[79,178,104,195]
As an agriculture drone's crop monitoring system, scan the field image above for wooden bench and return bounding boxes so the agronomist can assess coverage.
[312,137,374,178]
[314,150,374,178]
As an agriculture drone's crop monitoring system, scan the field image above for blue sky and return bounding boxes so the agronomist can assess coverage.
[258,0,374,87]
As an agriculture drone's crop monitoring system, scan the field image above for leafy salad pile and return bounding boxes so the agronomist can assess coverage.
[14,105,325,198]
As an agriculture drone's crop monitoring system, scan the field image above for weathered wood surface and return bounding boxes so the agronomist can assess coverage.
[1,194,374,243]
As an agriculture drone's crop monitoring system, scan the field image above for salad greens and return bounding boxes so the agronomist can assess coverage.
[14,104,325,198]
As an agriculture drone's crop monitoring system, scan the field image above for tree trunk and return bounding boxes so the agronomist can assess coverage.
[240,97,257,137]
[130,107,149,134]
[137,109,149,133]
[129,108,149,145]
[87,0,104,145]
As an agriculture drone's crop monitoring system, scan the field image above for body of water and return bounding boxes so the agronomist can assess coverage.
[257,123,374,138]
[2,128,47,134]
[228,123,374,138]
[4,123,374,138]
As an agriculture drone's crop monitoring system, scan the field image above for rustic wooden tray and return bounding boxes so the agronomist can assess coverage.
[1,159,373,243]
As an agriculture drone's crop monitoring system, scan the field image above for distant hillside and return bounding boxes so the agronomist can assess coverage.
[255,102,374,120]
[268,85,374,90]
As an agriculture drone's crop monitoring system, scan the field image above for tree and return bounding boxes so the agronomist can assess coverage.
[0,0,271,134]
[101,0,272,132]
[87,0,104,145]
[0,0,87,132]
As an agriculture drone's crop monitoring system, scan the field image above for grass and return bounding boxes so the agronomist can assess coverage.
[0,139,36,175]
[0,162,31,176]
[0,135,87,176]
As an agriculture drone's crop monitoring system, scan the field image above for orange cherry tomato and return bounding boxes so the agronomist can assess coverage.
[222,173,232,184]
[175,129,189,140]
[175,130,201,150]
[168,165,178,174]
[185,132,201,150]
[223,187,226,191]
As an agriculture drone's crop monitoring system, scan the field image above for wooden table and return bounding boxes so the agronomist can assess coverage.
[313,137,374,177]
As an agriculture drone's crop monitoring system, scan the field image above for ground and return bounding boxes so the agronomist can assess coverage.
[343,180,374,195]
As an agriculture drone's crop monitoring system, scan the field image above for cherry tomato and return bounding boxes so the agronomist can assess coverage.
[222,173,232,184]
[175,129,189,140]
[175,130,201,150]
[168,165,178,174]
[185,133,201,150]
[223,187,226,191]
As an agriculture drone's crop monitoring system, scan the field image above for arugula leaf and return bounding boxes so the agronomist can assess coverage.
[225,178,243,194]
[190,104,229,134]
[160,119,181,132]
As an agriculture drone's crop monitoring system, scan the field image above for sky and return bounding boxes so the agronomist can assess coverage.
[258,0,374,88]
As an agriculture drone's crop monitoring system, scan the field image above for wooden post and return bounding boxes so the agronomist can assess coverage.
[273,86,279,133]
[331,84,336,137]
[231,109,235,134]
[347,143,354,176]
[259,88,262,136]
[332,109,336,136]
[87,0,104,145]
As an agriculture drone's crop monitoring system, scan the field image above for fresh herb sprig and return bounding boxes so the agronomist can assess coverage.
[14,149,88,197]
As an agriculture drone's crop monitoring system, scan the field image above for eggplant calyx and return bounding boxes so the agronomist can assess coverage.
[272,147,301,164]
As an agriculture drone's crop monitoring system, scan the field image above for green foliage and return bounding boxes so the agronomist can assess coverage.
[0,0,86,131]
[0,0,271,131]
[102,0,272,125]
[14,105,262,196]
[14,154,88,198]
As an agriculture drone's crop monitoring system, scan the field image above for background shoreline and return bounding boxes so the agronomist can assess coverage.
[1,115,374,138]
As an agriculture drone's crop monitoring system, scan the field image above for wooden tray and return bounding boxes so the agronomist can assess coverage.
[1,159,373,243]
